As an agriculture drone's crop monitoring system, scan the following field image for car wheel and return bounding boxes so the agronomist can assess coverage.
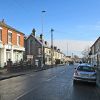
[93,82,96,86]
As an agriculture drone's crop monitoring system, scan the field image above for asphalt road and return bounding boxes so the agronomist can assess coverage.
[0,64,100,100]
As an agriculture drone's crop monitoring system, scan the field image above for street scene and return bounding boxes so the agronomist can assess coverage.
[0,64,100,100]
[0,0,100,100]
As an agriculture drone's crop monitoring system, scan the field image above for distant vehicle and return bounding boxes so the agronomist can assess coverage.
[69,61,74,65]
[73,63,96,84]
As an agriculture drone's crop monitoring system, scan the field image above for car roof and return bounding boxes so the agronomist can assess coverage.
[78,63,92,67]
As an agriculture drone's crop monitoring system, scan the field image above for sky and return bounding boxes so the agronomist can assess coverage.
[0,0,100,57]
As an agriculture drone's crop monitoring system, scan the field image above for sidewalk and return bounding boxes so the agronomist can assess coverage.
[0,64,66,81]
[0,68,43,81]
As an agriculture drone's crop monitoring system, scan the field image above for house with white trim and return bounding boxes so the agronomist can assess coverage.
[90,37,100,86]
[0,20,25,67]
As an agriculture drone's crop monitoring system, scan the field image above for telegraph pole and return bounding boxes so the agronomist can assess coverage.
[67,42,68,56]
[51,28,54,65]
[41,10,46,35]
[41,10,46,67]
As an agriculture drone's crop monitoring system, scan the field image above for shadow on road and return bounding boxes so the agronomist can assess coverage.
[73,81,97,87]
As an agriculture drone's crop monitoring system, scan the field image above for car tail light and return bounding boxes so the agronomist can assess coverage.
[92,73,96,76]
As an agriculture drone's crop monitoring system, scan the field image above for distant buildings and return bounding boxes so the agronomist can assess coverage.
[0,20,25,67]
[24,29,67,67]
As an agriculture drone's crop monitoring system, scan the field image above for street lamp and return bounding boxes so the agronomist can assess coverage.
[51,28,54,65]
[41,10,46,67]
[41,10,46,35]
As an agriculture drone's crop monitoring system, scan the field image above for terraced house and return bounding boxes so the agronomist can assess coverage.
[90,37,100,86]
[90,37,100,67]
[0,20,25,68]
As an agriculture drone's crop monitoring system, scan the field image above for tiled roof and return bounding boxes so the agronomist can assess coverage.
[0,21,24,35]
[91,37,100,48]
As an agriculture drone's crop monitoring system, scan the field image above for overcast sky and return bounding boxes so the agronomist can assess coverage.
[0,0,100,57]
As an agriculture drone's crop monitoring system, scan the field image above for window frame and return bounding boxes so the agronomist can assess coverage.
[17,34,20,46]
[8,30,12,44]
[0,29,2,41]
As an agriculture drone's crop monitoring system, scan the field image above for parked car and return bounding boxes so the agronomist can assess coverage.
[73,63,96,84]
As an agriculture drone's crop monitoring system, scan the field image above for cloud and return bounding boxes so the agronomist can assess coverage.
[77,21,100,31]
[48,39,93,57]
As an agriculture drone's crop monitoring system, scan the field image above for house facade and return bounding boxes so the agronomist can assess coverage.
[25,33,43,67]
[53,48,66,64]
[0,21,25,67]
[90,37,100,87]
[44,44,51,65]
[90,37,100,67]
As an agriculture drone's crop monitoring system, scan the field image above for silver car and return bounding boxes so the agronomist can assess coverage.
[73,63,96,84]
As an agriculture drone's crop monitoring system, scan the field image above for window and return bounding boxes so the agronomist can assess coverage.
[0,29,2,41]
[6,51,11,61]
[38,48,42,55]
[17,35,20,45]
[49,50,51,54]
[77,66,95,72]
[8,32,12,43]
[49,58,51,61]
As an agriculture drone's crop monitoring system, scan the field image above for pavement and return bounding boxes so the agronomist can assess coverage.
[0,64,63,81]
[0,64,66,81]
[0,68,43,81]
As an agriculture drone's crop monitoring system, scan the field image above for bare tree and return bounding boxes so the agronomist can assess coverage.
[82,46,90,63]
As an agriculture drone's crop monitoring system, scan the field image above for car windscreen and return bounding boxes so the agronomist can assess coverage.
[77,66,95,72]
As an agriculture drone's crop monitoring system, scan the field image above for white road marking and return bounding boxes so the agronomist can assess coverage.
[30,74,35,77]
[60,70,65,74]
[14,87,35,100]
[46,76,57,82]
[14,69,66,100]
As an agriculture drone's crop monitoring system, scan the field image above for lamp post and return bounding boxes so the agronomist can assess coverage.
[41,10,46,36]
[51,28,54,66]
[41,10,46,67]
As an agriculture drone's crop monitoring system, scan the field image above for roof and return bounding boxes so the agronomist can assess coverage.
[26,34,43,46]
[0,21,24,35]
[91,37,100,48]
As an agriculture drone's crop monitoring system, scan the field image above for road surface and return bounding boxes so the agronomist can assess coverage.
[0,65,100,100]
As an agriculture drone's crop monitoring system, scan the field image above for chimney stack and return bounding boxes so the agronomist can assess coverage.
[45,41,47,45]
[31,28,36,36]
[54,46,57,50]
[40,34,43,42]
[57,49,60,52]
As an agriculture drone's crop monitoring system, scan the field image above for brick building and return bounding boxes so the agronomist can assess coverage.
[0,20,25,67]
